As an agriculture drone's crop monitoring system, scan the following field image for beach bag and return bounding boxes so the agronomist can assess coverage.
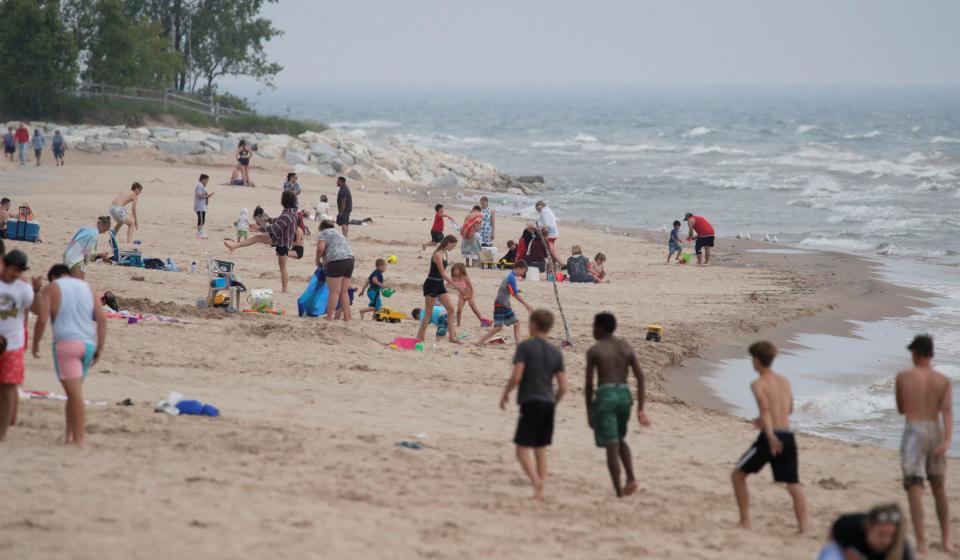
[143,258,165,270]
[297,267,329,317]
[248,288,274,311]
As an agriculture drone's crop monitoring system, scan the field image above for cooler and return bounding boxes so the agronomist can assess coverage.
[6,219,40,242]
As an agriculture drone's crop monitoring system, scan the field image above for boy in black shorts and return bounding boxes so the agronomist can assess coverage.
[499,309,568,499]
[732,341,808,532]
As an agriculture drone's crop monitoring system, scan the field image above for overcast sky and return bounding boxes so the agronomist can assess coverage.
[229,0,960,90]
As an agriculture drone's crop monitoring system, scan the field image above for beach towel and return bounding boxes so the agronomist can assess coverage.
[298,267,330,317]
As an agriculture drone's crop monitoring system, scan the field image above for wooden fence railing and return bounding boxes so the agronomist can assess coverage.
[75,83,255,123]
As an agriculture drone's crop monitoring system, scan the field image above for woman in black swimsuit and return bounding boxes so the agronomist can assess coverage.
[233,140,255,187]
[417,235,464,343]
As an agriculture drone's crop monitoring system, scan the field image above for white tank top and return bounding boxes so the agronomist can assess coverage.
[52,277,96,345]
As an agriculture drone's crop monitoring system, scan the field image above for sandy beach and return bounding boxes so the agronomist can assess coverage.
[0,147,956,560]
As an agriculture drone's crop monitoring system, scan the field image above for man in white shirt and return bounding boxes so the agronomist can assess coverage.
[535,200,562,268]
[0,250,42,441]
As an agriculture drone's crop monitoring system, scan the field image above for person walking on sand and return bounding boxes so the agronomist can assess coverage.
[32,264,107,446]
[14,124,29,166]
[499,308,568,500]
[479,195,496,246]
[416,235,464,344]
[109,183,142,243]
[731,341,808,533]
[585,312,651,497]
[0,250,43,442]
[685,212,715,266]
[2,127,15,162]
[336,176,353,238]
[51,130,66,166]
[896,334,954,554]
[315,220,355,322]
[194,174,214,239]
[31,128,45,166]
[224,190,298,293]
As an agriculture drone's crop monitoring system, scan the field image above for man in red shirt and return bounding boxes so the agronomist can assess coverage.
[685,212,716,266]
[14,124,29,166]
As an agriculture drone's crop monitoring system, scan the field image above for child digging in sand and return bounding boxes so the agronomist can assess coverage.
[499,308,567,499]
[359,258,390,319]
[585,312,651,497]
[449,263,491,328]
[478,261,532,346]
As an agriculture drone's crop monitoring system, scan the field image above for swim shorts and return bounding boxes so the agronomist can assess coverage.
[53,147,64,158]
[109,204,129,224]
[53,340,96,381]
[493,304,518,327]
[0,347,26,385]
[669,241,682,254]
[367,287,382,311]
[591,385,632,447]
[336,212,351,226]
[325,257,355,279]
[695,235,715,254]
[736,430,799,484]
[901,420,947,488]
[514,400,556,448]
[431,230,444,243]
[3,145,14,155]
[237,230,248,240]
[275,246,289,257]
[292,245,305,260]
[422,278,447,298]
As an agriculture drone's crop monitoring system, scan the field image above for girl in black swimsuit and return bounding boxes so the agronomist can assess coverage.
[234,140,255,187]
[417,235,464,343]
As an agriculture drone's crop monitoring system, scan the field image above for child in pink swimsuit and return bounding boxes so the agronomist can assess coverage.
[449,263,491,328]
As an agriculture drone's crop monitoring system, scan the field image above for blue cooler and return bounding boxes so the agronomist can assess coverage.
[7,219,40,242]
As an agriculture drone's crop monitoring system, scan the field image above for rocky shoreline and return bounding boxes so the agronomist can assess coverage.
[6,121,546,195]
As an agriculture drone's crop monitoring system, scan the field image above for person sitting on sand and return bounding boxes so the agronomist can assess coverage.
[499,308,567,500]
[588,252,607,283]
[521,226,550,274]
[896,334,953,554]
[224,190,298,293]
[415,235,464,344]
[498,240,517,269]
[566,245,594,283]
[358,258,389,320]
[315,220,355,321]
[732,341,808,533]
[31,263,107,446]
[64,217,112,276]
[585,312,650,497]
[817,504,913,560]
[314,194,332,222]
[109,183,142,243]
[477,260,532,347]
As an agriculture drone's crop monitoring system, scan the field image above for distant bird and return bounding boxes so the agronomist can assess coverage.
[736,233,744,239]
[745,232,752,240]
[764,234,772,242]
[772,235,779,243]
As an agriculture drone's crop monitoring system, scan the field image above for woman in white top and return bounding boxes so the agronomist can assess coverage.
[32,264,107,445]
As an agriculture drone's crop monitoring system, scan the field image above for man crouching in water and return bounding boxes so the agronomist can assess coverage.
[731,341,808,532]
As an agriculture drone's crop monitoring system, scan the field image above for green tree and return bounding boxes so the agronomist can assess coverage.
[84,0,183,88]
[0,0,78,116]
[185,0,283,92]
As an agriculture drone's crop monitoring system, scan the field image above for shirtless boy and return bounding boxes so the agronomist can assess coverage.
[110,183,142,243]
[896,334,953,554]
[585,312,650,497]
[732,341,808,532]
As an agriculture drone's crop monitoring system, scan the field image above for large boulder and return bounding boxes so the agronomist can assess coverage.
[201,139,222,152]
[253,141,282,159]
[283,147,310,165]
[430,171,460,189]
[75,141,103,153]
[150,127,177,139]
[128,127,151,140]
[315,163,337,177]
[309,142,339,163]
[157,141,204,155]
[83,127,114,138]
[293,163,322,176]
[347,168,362,181]
[177,130,207,143]
[101,138,127,152]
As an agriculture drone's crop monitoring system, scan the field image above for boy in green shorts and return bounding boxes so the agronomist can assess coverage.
[584,312,651,497]
[358,258,390,319]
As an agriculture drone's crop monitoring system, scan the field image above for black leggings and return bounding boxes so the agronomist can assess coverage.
[196,211,206,227]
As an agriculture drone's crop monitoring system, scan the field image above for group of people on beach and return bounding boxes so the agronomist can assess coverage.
[4,123,67,167]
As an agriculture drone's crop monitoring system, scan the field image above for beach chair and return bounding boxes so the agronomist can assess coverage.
[205,252,234,305]
[108,230,142,266]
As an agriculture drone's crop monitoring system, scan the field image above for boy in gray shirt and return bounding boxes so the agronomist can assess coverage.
[499,309,568,499]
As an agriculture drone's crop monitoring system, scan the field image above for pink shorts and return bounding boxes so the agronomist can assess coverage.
[53,340,96,381]
[547,237,557,248]
[0,347,26,385]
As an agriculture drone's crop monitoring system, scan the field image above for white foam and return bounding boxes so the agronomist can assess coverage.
[574,133,598,143]
[931,136,960,144]
[798,237,876,253]
[684,126,713,138]
[689,145,753,156]
[329,119,401,129]
[796,124,819,134]
[843,130,883,139]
